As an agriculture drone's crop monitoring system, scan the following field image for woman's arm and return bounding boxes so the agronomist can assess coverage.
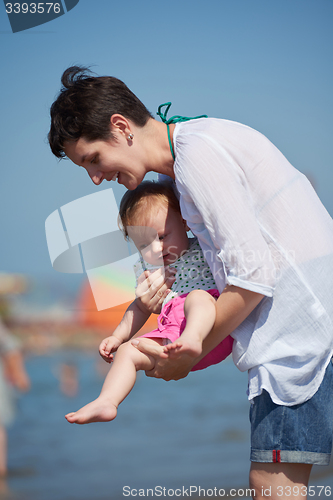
[132,285,264,380]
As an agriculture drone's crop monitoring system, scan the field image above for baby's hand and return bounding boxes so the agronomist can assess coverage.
[99,336,122,363]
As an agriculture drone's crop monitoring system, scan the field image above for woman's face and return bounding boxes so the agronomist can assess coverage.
[64,135,147,190]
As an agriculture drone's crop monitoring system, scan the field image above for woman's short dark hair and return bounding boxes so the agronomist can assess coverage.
[48,66,153,158]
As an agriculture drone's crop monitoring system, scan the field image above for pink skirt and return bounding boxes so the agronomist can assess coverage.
[140,290,233,371]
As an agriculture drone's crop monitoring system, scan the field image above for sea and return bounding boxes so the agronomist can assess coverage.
[3,275,333,500]
[5,352,333,500]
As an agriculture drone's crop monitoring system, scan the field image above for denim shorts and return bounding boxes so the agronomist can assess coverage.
[250,358,333,465]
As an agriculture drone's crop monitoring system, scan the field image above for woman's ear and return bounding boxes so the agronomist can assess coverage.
[110,114,131,137]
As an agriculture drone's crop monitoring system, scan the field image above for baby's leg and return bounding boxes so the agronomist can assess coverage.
[163,290,216,359]
[65,338,163,424]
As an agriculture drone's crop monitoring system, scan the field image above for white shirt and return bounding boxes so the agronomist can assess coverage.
[134,238,217,308]
[162,117,333,405]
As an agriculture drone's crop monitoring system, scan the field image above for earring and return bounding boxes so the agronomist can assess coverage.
[128,133,134,141]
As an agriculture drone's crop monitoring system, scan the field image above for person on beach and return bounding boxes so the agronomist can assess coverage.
[0,276,30,478]
[0,318,30,477]
[65,181,233,425]
[49,66,333,499]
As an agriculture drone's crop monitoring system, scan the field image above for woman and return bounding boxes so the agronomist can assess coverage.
[49,66,333,498]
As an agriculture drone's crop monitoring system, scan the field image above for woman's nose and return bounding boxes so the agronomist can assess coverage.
[86,168,104,185]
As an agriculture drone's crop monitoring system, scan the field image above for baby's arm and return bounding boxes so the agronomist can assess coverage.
[99,299,151,362]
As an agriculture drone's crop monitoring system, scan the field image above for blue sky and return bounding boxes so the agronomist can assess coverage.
[0,0,332,289]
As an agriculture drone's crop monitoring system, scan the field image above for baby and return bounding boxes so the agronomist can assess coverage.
[65,181,233,424]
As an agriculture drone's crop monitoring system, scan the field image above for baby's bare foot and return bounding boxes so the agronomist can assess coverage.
[163,337,202,359]
[65,397,117,424]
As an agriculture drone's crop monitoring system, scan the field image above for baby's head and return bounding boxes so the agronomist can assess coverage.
[119,181,189,266]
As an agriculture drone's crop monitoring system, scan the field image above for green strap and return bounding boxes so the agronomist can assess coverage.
[157,102,207,160]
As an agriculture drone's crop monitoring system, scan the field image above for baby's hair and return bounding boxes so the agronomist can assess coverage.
[119,180,180,239]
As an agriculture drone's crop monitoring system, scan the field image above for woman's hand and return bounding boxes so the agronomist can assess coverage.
[135,267,176,314]
[131,338,196,381]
